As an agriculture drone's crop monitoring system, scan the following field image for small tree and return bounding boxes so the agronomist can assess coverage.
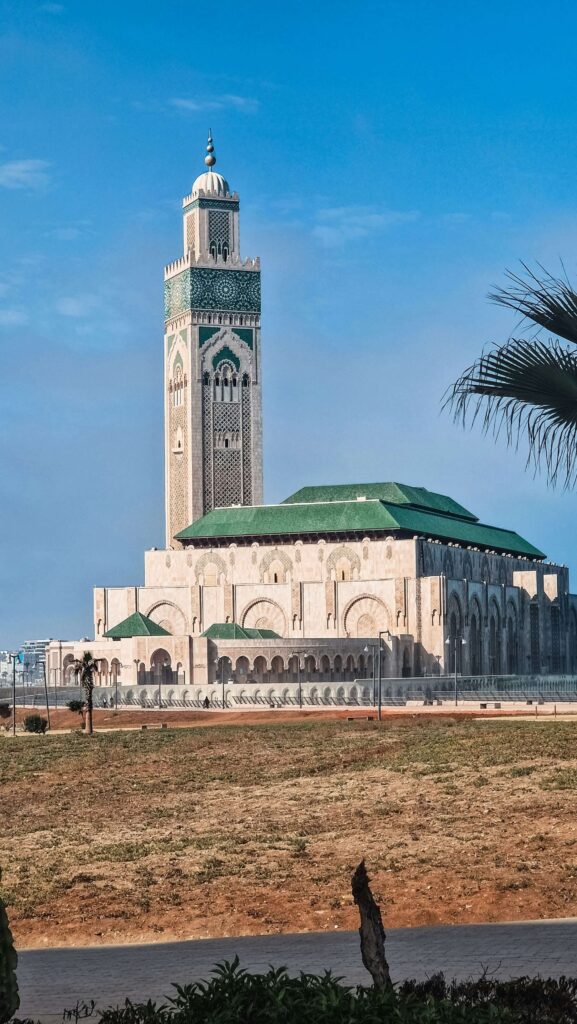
[67,698,86,728]
[72,652,100,736]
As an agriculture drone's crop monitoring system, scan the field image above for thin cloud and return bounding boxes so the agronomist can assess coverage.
[312,205,420,247]
[0,309,28,326]
[0,159,51,190]
[170,94,260,115]
[49,226,82,241]
[55,295,97,317]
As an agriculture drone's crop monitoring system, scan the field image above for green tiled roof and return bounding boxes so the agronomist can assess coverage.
[283,482,477,520]
[202,622,281,640]
[104,612,171,639]
[175,494,545,560]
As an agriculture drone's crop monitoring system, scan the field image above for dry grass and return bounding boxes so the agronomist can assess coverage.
[2,717,577,948]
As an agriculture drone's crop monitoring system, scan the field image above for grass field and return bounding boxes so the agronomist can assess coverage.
[2,716,577,948]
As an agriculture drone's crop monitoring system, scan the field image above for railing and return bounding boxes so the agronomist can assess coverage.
[4,674,577,712]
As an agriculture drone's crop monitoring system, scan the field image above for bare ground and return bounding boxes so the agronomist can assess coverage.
[2,714,577,949]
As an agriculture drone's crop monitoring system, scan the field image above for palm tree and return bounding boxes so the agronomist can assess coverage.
[446,263,577,488]
[72,652,99,735]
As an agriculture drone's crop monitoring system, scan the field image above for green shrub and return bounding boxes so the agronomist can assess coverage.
[0,704,10,720]
[22,715,47,734]
[91,960,577,1023]
[67,699,86,716]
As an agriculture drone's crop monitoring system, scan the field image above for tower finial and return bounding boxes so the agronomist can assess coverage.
[204,130,216,168]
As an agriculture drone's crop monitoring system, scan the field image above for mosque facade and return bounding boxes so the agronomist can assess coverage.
[46,140,577,699]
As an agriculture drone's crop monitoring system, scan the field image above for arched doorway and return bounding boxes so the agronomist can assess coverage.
[150,649,172,683]
[253,656,267,683]
[469,602,483,675]
[271,656,284,683]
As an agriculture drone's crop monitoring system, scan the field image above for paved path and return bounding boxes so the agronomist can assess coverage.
[16,920,577,1020]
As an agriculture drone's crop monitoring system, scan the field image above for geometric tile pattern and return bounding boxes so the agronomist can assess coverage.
[165,268,261,318]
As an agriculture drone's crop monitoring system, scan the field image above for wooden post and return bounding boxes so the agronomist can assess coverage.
[351,859,392,990]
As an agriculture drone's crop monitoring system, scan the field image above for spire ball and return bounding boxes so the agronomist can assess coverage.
[204,131,216,168]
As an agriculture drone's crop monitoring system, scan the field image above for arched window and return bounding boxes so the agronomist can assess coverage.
[242,374,249,387]
[232,376,237,388]
[222,244,229,261]
[469,601,483,675]
[203,371,210,385]
[215,375,220,386]
[224,438,229,449]
[173,365,184,406]
[210,243,217,259]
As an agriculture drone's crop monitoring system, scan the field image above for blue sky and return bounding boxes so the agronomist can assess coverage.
[2,0,577,648]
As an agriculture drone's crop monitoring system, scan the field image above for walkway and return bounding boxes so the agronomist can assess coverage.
[17,920,577,1021]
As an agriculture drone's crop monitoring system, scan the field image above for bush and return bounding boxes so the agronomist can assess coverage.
[0,704,10,720]
[22,715,47,735]
[67,699,86,715]
[89,960,577,1023]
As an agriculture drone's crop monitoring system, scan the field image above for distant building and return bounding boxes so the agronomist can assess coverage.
[21,639,52,681]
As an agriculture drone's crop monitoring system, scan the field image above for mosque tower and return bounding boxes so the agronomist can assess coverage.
[163,134,263,546]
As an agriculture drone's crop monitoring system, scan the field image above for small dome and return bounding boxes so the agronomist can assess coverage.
[191,170,230,196]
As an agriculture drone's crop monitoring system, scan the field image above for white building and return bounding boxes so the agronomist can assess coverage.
[47,139,577,699]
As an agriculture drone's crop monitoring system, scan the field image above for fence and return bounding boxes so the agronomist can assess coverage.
[4,674,577,712]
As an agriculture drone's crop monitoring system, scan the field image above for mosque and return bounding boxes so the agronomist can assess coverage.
[47,137,577,701]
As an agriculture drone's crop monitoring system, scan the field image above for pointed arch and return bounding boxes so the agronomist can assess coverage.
[342,594,391,638]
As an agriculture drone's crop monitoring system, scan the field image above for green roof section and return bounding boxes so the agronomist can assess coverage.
[202,622,281,640]
[175,496,545,560]
[104,612,171,639]
[283,482,477,521]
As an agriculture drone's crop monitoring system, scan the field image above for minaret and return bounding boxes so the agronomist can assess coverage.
[163,134,263,546]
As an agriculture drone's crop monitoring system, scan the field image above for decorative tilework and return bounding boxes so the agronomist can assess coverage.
[212,345,240,371]
[183,198,239,213]
[165,268,261,318]
[208,210,230,248]
[233,328,254,349]
[198,326,253,349]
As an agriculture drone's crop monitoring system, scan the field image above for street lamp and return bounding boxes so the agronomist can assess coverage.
[159,660,170,710]
[364,644,378,707]
[218,656,232,709]
[9,652,20,736]
[445,635,467,706]
[296,652,305,709]
[376,630,392,722]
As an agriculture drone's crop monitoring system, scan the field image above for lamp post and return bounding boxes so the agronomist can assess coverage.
[363,644,377,707]
[133,658,140,686]
[42,658,51,730]
[445,635,467,706]
[10,652,18,736]
[219,656,231,709]
[296,652,305,709]
[376,630,392,722]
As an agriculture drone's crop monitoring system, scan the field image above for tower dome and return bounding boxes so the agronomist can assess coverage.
[191,132,229,196]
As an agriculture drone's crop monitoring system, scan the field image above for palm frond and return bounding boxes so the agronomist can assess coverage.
[490,263,577,345]
[445,337,577,487]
